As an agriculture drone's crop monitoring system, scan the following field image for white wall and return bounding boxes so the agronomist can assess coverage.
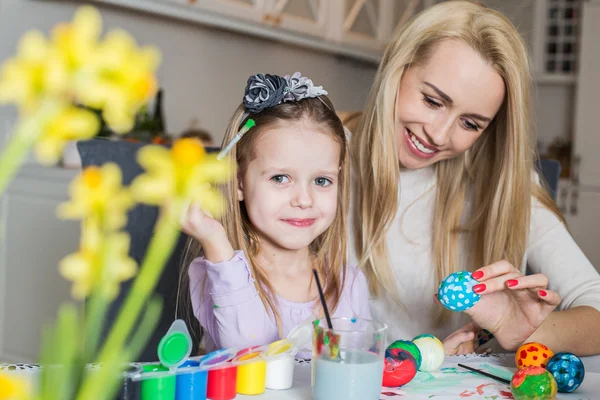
[0,0,378,145]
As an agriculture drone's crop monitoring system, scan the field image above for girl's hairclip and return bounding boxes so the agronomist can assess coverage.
[217,72,328,159]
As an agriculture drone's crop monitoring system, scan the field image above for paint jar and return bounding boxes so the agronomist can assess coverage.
[176,360,207,400]
[234,346,268,395]
[141,364,176,400]
[199,348,238,400]
[117,365,142,400]
[312,318,388,400]
[265,339,295,390]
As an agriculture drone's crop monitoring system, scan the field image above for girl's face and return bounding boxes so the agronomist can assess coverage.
[395,40,506,169]
[238,120,341,251]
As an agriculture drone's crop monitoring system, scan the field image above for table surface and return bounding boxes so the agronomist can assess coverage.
[237,353,600,400]
[2,353,598,399]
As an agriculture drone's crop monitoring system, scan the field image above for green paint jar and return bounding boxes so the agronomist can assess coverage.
[141,364,176,400]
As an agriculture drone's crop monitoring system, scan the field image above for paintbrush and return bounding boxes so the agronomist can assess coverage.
[312,269,333,329]
[458,363,511,384]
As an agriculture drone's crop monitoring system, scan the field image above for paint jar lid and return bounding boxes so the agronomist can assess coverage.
[286,319,313,354]
[198,348,238,371]
[157,319,192,369]
[265,339,295,360]
[233,345,268,366]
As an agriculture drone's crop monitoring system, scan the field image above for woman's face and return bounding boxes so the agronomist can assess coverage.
[395,40,506,169]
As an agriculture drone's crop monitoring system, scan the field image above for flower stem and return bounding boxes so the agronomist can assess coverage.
[96,214,180,363]
[0,119,41,196]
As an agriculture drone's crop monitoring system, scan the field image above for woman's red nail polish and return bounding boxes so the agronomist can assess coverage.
[506,279,519,287]
[473,284,486,294]
[472,271,484,280]
[539,290,547,297]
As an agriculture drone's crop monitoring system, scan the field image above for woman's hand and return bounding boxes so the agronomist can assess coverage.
[180,203,233,262]
[464,260,561,351]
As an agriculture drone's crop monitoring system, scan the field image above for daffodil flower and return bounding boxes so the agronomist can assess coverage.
[60,230,136,300]
[75,30,161,133]
[0,31,68,114]
[131,138,231,217]
[57,163,133,231]
[51,6,102,73]
[0,373,30,400]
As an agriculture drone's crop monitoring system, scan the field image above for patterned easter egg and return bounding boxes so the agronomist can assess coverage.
[545,352,585,393]
[437,271,481,312]
[412,334,445,372]
[382,349,417,387]
[386,340,422,371]
[515,342,554,369]
[511,366,557,400]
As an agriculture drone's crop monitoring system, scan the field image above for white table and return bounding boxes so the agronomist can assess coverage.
[2,353,598,399]
[237,354,600,400]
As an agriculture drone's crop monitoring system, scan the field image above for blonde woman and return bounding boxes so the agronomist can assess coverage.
[351,1,600,356]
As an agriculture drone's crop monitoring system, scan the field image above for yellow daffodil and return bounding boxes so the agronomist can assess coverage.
[58,163,133,231]
[51,6,102,72]
[131,138,231,217]
[0,31,68,114]
[0,373,29,400]
[0,7,101,114]
[33,102,100,165]
[75,30,161,133]
[60,231,136,300]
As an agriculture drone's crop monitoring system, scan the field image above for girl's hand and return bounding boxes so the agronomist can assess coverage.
[180,203,226,242]
[442,322,477,356]
[464,260,561,351]
[180,203,234,262]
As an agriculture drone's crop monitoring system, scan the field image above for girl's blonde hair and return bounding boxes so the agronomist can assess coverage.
[181,96,350,341]
[352,0,565,320]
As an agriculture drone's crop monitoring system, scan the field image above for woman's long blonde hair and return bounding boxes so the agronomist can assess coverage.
[181,96,350,339]
[352,1,564,319]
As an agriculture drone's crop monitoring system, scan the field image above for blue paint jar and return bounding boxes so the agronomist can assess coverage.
[176,360,207,400]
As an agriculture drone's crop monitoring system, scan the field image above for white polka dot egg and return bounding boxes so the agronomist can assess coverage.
[437,271,480,312]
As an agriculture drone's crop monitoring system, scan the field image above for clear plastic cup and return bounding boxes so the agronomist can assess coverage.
[312,318,387,400]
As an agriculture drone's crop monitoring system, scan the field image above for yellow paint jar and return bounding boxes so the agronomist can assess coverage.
[234,349,267,395]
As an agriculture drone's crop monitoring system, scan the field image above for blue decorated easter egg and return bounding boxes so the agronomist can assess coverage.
[437,271,481,312]
[546,352,585,393]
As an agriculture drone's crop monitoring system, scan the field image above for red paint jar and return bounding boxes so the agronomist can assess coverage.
[198,348,239,400]
[206,365,237,400]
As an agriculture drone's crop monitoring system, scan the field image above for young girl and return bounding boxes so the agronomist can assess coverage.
[180,73,371,353]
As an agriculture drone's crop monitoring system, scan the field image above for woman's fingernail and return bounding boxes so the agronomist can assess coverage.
[472,271,484,280]
[539,290,547,297]
[506,279,519,287]
[473,284,486,294]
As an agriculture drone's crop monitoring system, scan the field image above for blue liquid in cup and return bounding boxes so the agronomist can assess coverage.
[313,349,383,400]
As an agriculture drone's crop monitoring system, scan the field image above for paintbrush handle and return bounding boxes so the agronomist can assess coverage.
[457,363,511,384]
[312,269,333,329]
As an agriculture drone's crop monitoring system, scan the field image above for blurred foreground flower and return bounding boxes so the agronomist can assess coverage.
[0,5,160,193]
[58,164,136,299]
[131,138,231,217]
[0,373,29,400]
[58,164,133,231]
[75,30,160,133]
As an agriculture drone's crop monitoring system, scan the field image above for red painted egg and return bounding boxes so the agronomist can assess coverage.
[382,349,417,387]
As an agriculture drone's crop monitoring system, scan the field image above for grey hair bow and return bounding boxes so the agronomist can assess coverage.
[243,72,328,114]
